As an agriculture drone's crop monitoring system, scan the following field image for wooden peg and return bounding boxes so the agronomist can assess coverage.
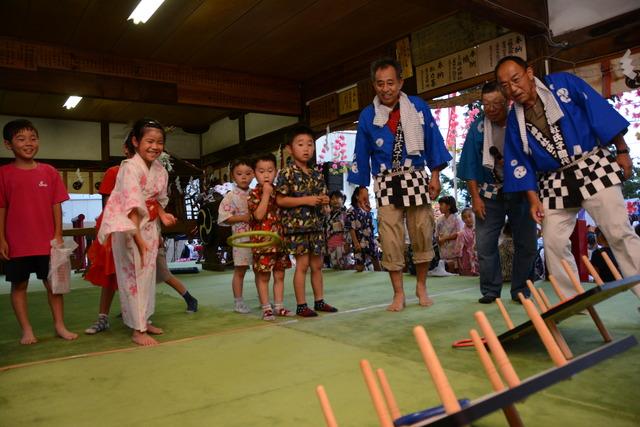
[527,280,548,312]
[495,298,515,330]
[581,255,603,285]
[360,360,394,427]
[548,274,567,301]
[537,287,552,309]
[601,251,623,280]
[559,260,613,342]
[519,294,567,367]
[376,369,401,421]
[560,259,585,294]
[413,326,462,414]
[474,311,520,387]
[470,329,524,427]
[316,385,339,427]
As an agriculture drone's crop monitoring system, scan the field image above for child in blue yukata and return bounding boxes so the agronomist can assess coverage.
[276,125,339,317]
[325,191,351,269]
[346,186,382,272]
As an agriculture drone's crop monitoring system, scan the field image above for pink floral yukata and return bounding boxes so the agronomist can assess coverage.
[98,154,168,332]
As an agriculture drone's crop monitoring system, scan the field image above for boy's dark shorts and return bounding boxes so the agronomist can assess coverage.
[284,231,324,256]
[4,256,50,283]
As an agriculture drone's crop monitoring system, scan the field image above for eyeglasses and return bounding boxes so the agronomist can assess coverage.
[481,102,506,110]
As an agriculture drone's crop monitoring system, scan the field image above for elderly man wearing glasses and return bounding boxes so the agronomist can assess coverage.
[457,81,538,304]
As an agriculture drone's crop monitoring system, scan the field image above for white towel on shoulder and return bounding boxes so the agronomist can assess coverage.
[373,92,424,156]
[513,77,564,155]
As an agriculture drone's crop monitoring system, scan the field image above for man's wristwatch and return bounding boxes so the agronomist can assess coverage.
[616,148,630,155]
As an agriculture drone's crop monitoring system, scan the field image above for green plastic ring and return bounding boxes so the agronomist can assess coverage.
[226,230,282,248]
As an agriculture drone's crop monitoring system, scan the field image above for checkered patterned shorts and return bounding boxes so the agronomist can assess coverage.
[479,182,502,200]
[538,147,624,210]
[374,169,430,208]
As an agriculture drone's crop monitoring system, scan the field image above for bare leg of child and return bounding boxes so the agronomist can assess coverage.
[43,280,78,341]
[309,254,324,301]
[164,274,198,313]
[10,281,37,344]
[232,265,250,313]
[255,270,274,320]
[293,254,317,317]
[99,287,116,315]
[272,269,293,316]
[387,270,406,311]
[132,329,158,346]
[414,262,433,307]
[293,254,310,305]
[310,254,338,313]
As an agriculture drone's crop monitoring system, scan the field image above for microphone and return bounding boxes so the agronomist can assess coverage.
[489,146,502,161]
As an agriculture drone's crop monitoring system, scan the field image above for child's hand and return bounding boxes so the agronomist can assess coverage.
[319,195,330,205]
[262,182,273,196]
[0,239,9,260]
[160,212,177,227]
[241,213,252,222]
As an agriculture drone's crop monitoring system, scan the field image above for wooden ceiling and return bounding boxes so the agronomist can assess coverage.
[0,0,637,134]
[0,0,460,130]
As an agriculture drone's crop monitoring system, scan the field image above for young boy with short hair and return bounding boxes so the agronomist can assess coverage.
[0,119,77,344]
[248,153,294,320]
[218,158,255,314]
[276,125,338,317]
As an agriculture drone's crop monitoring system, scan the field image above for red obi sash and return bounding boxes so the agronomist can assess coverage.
[146,199,160,221]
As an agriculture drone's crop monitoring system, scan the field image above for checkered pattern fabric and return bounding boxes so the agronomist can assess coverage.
[479,182,502,200]
[538,147,624,210]
[374,169,430,208]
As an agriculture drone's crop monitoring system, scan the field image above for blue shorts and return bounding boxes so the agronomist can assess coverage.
[4,255,50,283]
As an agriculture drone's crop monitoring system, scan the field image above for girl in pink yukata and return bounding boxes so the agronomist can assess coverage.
[98,118,176,346]
[455,207,479,276]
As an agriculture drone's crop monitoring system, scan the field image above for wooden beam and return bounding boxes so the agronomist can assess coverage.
[202,123,300,168]
[454,0,549,35]
[0,68,177,105]
[547,9,640,72]
[0,37,301,115]
[100,122,110,162]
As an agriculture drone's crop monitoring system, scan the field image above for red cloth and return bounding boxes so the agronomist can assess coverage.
[145,199,160,221]
[85,215,118,290]
[99,166,119,195]
[386,106,401,135]
[85,165,119,290]
[0,163,69,257]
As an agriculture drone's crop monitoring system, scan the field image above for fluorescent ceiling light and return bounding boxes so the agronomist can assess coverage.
[63,96,82,109]
[128,0,165,24]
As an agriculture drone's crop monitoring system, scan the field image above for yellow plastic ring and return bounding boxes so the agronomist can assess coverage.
[226,230,282,248]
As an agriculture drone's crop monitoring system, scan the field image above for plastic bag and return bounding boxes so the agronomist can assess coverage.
[49,239,78,294]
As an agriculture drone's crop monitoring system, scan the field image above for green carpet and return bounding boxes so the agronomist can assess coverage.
[0,268,639,426]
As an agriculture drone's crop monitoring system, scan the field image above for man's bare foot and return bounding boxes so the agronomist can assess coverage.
[132,330,158,346]
[55,326,79,341]
[146,323,164,335]
[20,330,38,345]
[386,295,406,312]
[416,285,434,307]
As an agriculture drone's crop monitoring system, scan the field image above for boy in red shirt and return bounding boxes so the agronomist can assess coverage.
[0,119,77,344]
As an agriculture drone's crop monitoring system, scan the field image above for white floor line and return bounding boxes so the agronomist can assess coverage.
[276,286,477,325]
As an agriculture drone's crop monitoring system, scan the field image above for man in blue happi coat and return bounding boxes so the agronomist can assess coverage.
[348,58,451,311]
[457,81,538,304]
[496,55,640,298]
